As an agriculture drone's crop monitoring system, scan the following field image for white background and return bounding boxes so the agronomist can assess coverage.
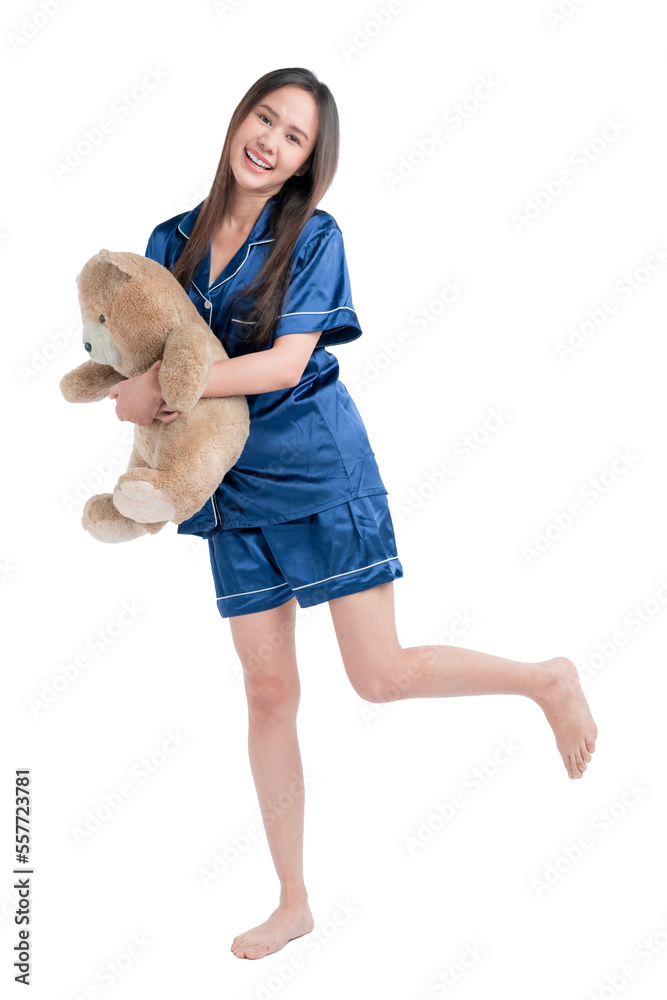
[3,0,667,997]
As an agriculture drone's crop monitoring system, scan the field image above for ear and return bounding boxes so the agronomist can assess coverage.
[97,249,144,277]
[294,153,314,178]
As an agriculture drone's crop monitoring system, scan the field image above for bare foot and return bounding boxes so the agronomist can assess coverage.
[230,899,314,960]
[533,656,598,780]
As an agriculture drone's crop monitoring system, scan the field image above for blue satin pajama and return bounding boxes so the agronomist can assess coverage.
[145,195,403,616]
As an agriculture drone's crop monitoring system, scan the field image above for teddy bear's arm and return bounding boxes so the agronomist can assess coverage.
[60,361,126,403]
[158,324,213,413]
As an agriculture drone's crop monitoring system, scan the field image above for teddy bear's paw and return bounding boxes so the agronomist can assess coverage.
[87,518,151,543]
[82,494,150,543]
[113,480,177,523]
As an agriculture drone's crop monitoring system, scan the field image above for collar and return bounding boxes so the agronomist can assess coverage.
[177,195,276,242]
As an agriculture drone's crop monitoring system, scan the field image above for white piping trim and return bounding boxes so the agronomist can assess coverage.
[231,305,357,325]
[209,239,274,292]
[216,556,400,601]
[217,581,290,600]
[291,557,399,590]
[190,280,214,326]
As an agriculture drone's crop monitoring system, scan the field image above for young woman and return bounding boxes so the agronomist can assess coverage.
[109,67,598,961]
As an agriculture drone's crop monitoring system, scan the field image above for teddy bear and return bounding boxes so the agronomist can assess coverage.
[60,249,249,543]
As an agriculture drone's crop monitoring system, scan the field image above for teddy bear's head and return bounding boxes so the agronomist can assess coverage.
[76,249,197,377]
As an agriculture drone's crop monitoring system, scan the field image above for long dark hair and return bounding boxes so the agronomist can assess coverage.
[172,67,339,349]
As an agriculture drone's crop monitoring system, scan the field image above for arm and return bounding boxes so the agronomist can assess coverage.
[107,331,323,425]
[158,323,214,412]
[60,360,127,403]
[200,331,322,397]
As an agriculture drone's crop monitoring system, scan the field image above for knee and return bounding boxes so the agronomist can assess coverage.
[344,660,396,704]
[351,677,389,703]
[244,669,300,719]
[346,652,420,704]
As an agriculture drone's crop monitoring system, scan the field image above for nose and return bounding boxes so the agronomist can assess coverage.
[257,130,272,154]
[84,343,92,352]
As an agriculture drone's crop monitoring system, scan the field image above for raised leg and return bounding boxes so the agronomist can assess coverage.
[227,597,314,960]
[328,582,598,780]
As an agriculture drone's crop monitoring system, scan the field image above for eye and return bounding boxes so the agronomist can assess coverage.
[257,112,300,145]
[100,315,106,323]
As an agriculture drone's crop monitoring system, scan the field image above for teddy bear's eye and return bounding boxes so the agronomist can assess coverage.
[100,315,106,323]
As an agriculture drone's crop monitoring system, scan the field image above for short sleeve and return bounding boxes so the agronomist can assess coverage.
[144,226,171,268]
[144,230,159,263]
[273,227,362,348]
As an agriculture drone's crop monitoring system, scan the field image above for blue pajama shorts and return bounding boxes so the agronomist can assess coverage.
[207,493,404,618]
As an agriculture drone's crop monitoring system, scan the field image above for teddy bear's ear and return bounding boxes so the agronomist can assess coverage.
[98,249,142,278]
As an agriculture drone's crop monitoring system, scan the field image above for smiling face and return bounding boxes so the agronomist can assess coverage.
[230,84,319,196]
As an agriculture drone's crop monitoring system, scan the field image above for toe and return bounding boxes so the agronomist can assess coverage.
[246,942,270,959]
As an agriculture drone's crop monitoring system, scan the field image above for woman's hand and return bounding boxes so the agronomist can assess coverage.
[155,402,180,424]
[108,360,179,425]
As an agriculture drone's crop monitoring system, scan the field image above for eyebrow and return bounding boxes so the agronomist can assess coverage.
[258,103,309,142]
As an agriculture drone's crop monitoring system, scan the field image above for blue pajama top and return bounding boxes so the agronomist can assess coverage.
[144,195,388,537]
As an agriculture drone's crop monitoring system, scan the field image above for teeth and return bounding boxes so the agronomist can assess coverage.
[246,148,270,169]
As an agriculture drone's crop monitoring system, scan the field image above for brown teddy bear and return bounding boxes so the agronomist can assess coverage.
[60,249,249,543]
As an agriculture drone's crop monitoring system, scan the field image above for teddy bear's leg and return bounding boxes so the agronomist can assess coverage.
[111,437,177,524]
[113,469,177,524]
[114,402,249,524]
[82,494,167,543]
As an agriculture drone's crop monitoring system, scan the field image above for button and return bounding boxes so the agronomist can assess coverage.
[204,300,211,309]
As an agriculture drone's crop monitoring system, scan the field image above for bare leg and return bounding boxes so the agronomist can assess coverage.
[329,582,597,780]
[227,598,314,960]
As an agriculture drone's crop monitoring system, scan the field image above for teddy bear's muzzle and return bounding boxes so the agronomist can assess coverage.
[82,319,122,366]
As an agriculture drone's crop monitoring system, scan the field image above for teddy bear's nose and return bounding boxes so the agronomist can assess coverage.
[84,343,92,352]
